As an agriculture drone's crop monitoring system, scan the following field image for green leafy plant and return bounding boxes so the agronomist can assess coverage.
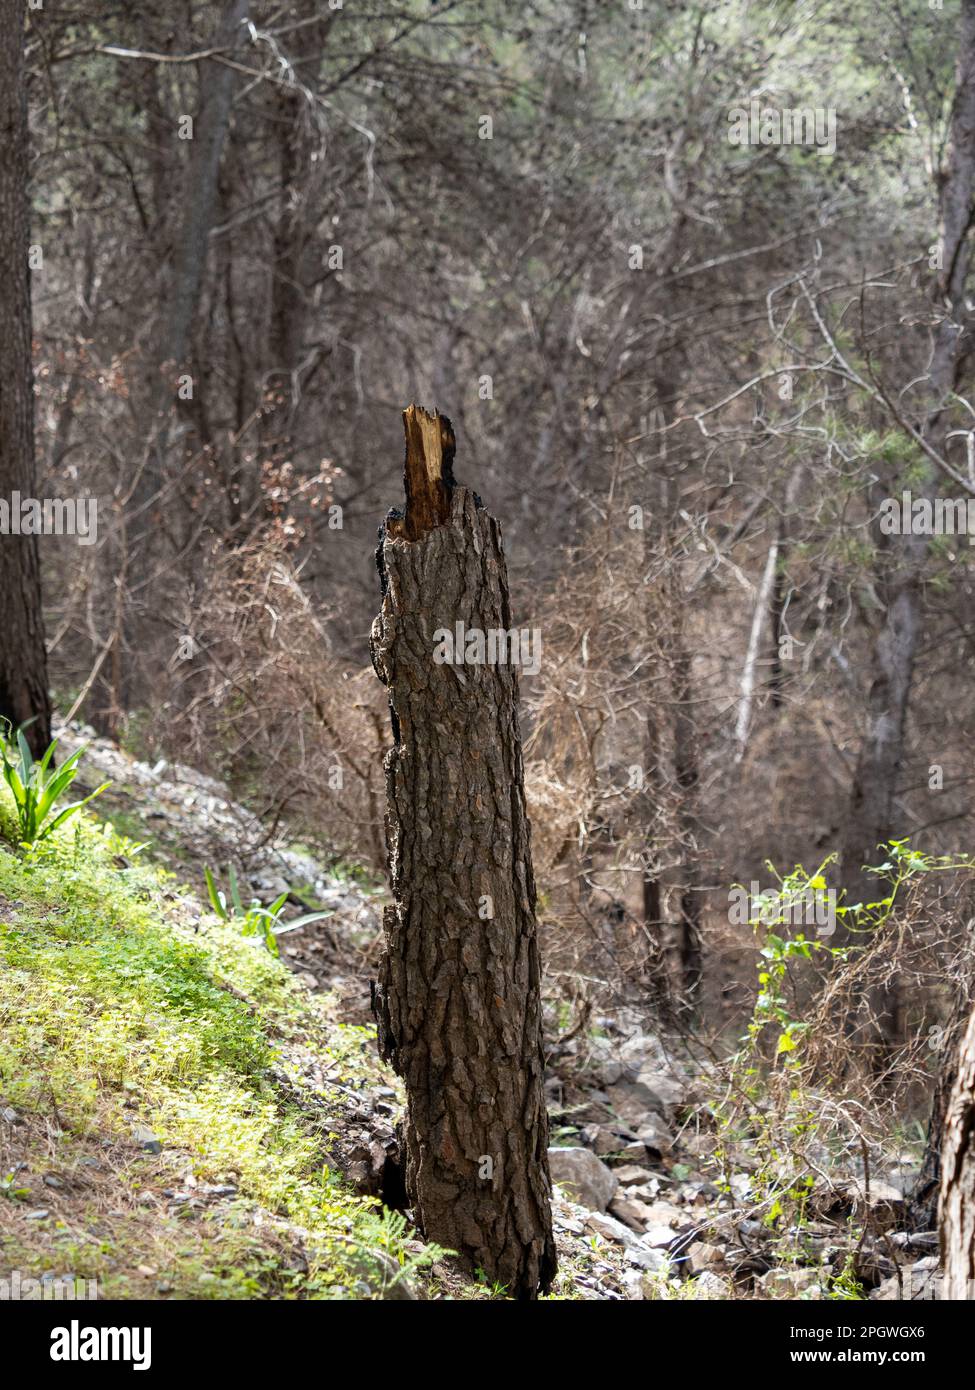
[204,863,332,956]
[713,843,974,1272]
[0,723,109,847]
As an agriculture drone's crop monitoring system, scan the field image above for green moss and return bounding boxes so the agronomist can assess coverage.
[0,793,439,1299]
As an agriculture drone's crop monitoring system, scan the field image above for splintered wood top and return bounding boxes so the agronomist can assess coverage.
[389,403,457,541]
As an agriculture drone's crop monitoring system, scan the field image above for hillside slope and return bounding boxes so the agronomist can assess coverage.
[0,730,636,1300]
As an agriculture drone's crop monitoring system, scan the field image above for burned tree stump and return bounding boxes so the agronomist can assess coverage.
[370,404,557,1299]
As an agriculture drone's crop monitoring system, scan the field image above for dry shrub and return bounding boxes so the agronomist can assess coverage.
[151,537,389,874]
[710,861,975,1234]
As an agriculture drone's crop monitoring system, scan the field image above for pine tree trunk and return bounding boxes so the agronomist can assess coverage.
[941,1001,975,1298]
[0,0,52,757]
[370,405,557,1300]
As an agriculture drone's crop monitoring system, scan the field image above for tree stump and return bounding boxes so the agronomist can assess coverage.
[370,404,557,1299]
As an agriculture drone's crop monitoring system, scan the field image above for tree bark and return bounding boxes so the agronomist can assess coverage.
[941,1000,975,1298]
[370,405,557,1300]
[912,950,975,1226]
[0,0,52,757]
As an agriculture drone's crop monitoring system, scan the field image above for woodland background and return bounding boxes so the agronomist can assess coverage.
[11,0,975,1180]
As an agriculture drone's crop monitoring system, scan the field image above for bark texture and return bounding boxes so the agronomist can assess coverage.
[0,0,52,756]
[370,406,557,1300]
[941,1001,975,1298]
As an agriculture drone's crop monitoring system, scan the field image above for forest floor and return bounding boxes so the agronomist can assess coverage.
[0,727,943,1300]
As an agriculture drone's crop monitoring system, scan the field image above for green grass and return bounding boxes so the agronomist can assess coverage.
[0,800,436,1299]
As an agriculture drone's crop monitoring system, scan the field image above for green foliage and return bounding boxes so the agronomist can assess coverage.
[0,806,440,1299]
[713,842,973,1285]
[203,863,332,956]
[0,723,108,847]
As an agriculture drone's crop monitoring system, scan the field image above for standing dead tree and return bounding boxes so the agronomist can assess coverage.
[370,405,557,1300]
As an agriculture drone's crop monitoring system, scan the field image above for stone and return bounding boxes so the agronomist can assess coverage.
[637,1114,675,1155]
[588,1125,626,1156]
[612,1164,655,1186]
[691,1270,733,1299]
[583,1211,670,1273]
[634,1064,691,1109]
[609,1197,656,1232]
[762,1267,825,1298]
[872,1259,942,1302]
[619,1140,651,1163]
[131,1125,163,1154]
[641,1199,683,1226]
[548,1146,618,1212]
[606,1079,667,1126]
[686,1240,725,1274]
[644,1224,680,1249]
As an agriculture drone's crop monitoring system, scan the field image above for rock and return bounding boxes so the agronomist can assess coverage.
[25,1209,49,1220]
[606,1079,667,1126]
[588,1126,624,1156]
[637,1114,675,1155]
[644,1225,680,1249]
[634,1065,691,1110]
[912,1255,940,1271]
[585,1124,643,1159]
[583,1212,670,1273]
[549,1146,618,1212]
[872,1258,942,1302]
[582,1036,636,1087]
[131,1125,163,1155]
[609,1197,657,1232]
[691,1270,733,1299]
[349,1249,416,1300]
[641,1199,683,1226]
[584,1210,637,1246]
[686,1241,725,1274]
[599,1062,627,1086]
[762,1267,825,1298]
[619,1140,651,1163]
[1,1106,23,1126]
[889,1230,938,1252]
[612,1164,655,1187]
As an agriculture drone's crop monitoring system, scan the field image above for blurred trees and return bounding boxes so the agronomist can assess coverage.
[17,0,975,1050]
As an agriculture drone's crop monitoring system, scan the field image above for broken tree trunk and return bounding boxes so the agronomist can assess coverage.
[941,998,975,1297]
[370,404,557,1299]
